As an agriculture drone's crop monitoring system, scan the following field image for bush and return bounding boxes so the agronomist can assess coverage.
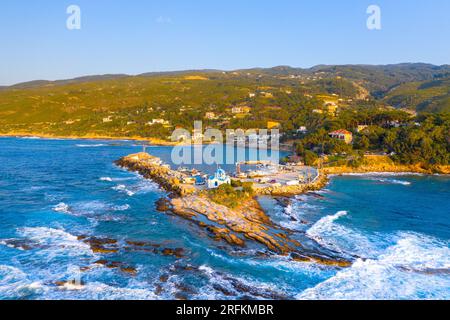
[207,183,253,208]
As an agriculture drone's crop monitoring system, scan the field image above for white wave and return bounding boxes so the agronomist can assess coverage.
[52,200,129,222]
[76,144,107,148]
[112,204,130,211]
[53,202,71,214]
[306,211,381,257]
[0,265,43,299]
[197,264,289,300]
[333,172,423,177]
[271,196,322,230]
[297,233,450,300]
[133,179,160,195]
[370,178,411,186]
[99,177,113,182]
[203,249,327,282]
[112,184,135,196]
[53,282,159,300]
[17,227,92,258]
[112,179,159,197]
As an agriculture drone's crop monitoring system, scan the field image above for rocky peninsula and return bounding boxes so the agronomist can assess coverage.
[115,152,351,268]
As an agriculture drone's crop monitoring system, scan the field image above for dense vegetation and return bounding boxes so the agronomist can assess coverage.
[206,182,254,208]
[293,112,449,166]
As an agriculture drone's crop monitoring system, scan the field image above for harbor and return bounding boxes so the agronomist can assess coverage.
[115,152,326,197]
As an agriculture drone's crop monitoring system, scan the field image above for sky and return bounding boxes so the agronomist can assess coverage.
[0,0,449,85]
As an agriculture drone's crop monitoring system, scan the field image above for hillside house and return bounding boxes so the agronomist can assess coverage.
[296,126,308,134]
[329,129,353,144]
[148,119,170,126]
[231,106,251,114]
[357,125,369,133]
[204,112,217,120]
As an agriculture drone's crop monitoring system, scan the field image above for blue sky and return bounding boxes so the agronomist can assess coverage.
[0,0,449,85]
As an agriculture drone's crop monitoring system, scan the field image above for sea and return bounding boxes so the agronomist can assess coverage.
[0,137,449,300]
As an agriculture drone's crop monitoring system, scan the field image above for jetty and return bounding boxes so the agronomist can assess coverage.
[115,152,350,267]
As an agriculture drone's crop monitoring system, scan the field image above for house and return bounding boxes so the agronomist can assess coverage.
[329,130,353,144]
[231,106,251,114]
[207,168,231,189]
[357,125,369,133]
[249,93,256,98]
[312,109,323,114]
[149,119,170,125]
[103,116,113,123]
[296,126,308,134]
[204,112,217,120]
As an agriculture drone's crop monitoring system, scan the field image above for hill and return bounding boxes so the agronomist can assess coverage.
[384,77,450,113]
[0,63,448,141]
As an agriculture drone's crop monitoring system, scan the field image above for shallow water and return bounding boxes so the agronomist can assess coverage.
[0,137,449,300]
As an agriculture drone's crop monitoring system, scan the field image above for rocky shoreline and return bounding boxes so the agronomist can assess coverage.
[323,156,450,175]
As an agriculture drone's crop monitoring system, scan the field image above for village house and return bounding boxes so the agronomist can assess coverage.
[329,129,353,144]
[296,126,308,134]
[148,119,170,126]
[231,106,251,114]
[204,112,217,120]
[357,125,369,133]
[103,116,113,123]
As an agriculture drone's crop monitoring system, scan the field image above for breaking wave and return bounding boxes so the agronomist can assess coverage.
[297,232,450,300]
[370,178,411,186]
[306,211,384,258]
[112,184,135,196]
[17,227,93,258]
[76,144,107,148]
[0,265,43,299]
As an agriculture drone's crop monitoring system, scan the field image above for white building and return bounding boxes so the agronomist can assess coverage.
[207,168,231,189]
[297,126,307,134]
[149,119,170,125]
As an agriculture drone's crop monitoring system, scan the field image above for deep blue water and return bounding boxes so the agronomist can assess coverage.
[0,137,449,300]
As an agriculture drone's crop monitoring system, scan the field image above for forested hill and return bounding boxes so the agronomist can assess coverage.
[0,63,448,140]
[384,77,450,113]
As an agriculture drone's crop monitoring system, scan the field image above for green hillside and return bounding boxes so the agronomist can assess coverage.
[0,71,363,139]
[0,64,448,167]
[384,77,450,113]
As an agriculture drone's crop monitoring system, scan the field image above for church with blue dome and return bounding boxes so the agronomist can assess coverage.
[207,167,231,189]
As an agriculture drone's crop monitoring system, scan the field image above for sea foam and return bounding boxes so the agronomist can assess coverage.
[297,232,450,300]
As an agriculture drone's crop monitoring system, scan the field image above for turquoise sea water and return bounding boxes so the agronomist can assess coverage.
[0,137,449,300]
